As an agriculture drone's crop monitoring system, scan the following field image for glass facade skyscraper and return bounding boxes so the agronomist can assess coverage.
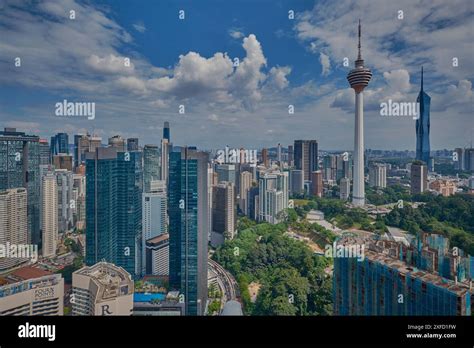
[169,147,208,316]
[143,144,160,193]
[85,147,143,278]
[416,67,431,165]
[0,128,40,245]
[50,132,69,155]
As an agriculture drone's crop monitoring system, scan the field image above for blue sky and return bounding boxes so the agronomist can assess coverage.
[0,0,472,150]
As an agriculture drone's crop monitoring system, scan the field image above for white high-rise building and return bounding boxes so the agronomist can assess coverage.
[0,188,28,271]
[72,262,133,316]
[347,20,372,206]
[369,163,387,188]
[239,171,252,214]
[0,270,64,315]
[142,180,167,275]
[55,169,74,233]
[42,174,58,258]
[258,171,289,224]
[160,139,169,185]
[340,177,351,201]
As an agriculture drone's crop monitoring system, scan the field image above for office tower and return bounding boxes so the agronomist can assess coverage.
[127,138,139,151]
[347,20,372,206]
[239,171,252,214]
[411,162,428,194]
[50,132,69,156]
[0,268,64,315]
[72,262,133,316]
[261,148,269,167]
[415,67,431,165]
[288,145,294,167]
[169,147,209,316]
[294,140,318,181]
[39,139,50,165]
[311,170,323,197]
[42,173,58,258]
[144,144,160,193]
[277,143,282,163]
[53,153,73,171]
[85,147,143,278]
[89,136,102,152]
[247,186,259,220]
[161,138,169,184]
[55,169,74,233]
[322,155,336,181]
[163,121,170,141]
[108,135,126,151]
[74,134,88,168]
[290,169,304,195]
[258,171,289,224]
[465,148,474,171]
[340,177,350,200]
[73,174,86,230]
[142,180,167,274]
[0,128,40,245]
[207,164,214,238]
[0,188,28,271]
[211,182,236,247]
[369,163,387,188]
[215,163,236,185]
[145,234,169,276]
[333,235,473,315]
[116,150,143,277]
[342,156,352,180]
[74,134,103,170]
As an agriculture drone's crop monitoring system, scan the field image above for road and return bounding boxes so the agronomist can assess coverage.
[208,258,239,301]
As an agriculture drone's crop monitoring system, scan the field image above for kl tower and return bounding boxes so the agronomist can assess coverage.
[347,20,372,206]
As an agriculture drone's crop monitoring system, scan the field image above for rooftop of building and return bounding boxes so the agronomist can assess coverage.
[146,233,169,246]
[9,266,52,282]
[336,235,473,297]
[74,262,133,300]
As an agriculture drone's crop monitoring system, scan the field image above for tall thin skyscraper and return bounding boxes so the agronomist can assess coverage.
[42,173,58,258]
[416,67,431,165]
[161,138,169,185]
[347,20,372,206]
[169,147,208,316]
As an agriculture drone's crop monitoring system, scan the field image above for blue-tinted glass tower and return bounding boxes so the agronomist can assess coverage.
[416,67,431,165]
[50,132,69,155]
[169,146,208,316]
[85,147,143,278]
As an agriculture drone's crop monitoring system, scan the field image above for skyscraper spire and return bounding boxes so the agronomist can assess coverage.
[357,19,361,61]
[421,66,424,92]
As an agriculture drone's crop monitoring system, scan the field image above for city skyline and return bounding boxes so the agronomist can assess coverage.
[0,0,472,151]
